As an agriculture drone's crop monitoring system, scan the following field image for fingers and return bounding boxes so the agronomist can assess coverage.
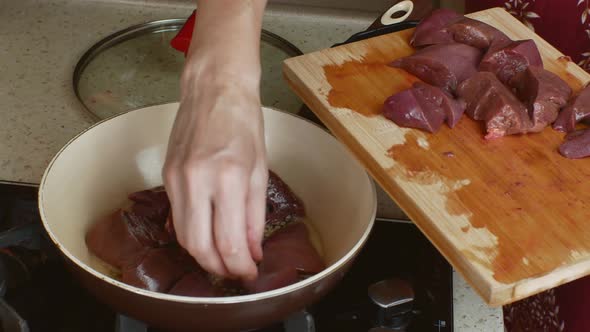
[164,163,228,277]
[246,167,268,262]
[213,163,258,281]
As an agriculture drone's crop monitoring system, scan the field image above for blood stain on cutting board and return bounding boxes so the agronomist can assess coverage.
[386,117,590,284]
[322,30,419,117]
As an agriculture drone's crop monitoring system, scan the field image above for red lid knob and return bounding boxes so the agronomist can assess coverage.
[170,10,197,56]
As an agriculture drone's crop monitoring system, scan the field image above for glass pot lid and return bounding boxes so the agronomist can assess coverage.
[74,19,304,120]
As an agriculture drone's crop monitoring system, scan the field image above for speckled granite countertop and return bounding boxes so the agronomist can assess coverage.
[0,0,503,330]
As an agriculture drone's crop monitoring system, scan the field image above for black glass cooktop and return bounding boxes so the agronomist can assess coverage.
[0,182,453,332]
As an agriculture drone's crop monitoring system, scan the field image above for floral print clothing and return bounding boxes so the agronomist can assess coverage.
[463,2,590,331]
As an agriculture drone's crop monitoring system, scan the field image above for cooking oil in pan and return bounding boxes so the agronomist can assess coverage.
[262,216,325,261]
[88,253,122,280]
[302,217,325,261]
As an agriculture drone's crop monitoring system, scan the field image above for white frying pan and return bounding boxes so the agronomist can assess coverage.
[38,104,377,331]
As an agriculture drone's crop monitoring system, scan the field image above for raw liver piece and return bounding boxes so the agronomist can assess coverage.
[483,94,533,139]
[558,129,590,159]
[411,8,461,47]
[553,84,590,132]
[412,82,466,128]
[456,72,497,120]
[447,17,510,49]
[382,82,465,132]
[85,209,149,269]
[390,43,482,93]
[382,86,446,133]
[243,222,325,294]
[169,272,224,297]
[510,67,572,132]
[122,247,197,293]
[457,72,532,139]
[479,39,543,83]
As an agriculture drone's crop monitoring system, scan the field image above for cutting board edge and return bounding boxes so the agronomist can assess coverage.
[284,61,590,307]
[283,63,503,305]
[285,60,590,307]
[282,7,590,307]
[491,258,590,306]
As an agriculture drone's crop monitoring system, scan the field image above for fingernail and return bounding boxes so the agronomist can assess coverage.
[245,270,258,282]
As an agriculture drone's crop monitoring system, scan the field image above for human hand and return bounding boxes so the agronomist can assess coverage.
[163,64,267,281]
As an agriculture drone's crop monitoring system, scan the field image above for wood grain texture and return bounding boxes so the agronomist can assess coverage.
[283,7,590,306]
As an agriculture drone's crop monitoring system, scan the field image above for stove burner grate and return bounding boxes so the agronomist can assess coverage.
[115,310,315,332]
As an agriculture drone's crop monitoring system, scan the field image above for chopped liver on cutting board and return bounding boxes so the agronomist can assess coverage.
[457,71,532,139]
[479,39,543,83]
[382,82,465,133]
[447,17,510,49]
[410,8,461,47]
[553,83,590,133]
[558,129,590,159]
[509,66,572,132]
[385,7,590,158]
[390,43,483,93]
[411,10,509,50]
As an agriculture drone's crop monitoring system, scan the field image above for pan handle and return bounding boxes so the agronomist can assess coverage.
[380,0,415,26]
[331,1,420,47]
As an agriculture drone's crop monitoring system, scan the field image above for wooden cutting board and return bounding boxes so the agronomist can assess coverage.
[283,7,590,306]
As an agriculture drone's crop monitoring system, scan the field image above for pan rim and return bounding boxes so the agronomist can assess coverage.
[38,103,377,304]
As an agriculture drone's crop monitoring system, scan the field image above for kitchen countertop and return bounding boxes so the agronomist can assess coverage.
[0,0,503,330]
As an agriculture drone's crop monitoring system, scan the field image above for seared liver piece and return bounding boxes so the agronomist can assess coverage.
[122,247,197,293]
[391,43,483,93]
[86,189,174,270]
[411,8,461,47]
[558,129,590,159]
[553,84,590,132]
[457,72,532,139]
[480,39,543,83]
[382,86,446,133]
[243,222,325,294]
[87,171,324,296]
[510,67,572,132]
[169,272,224,297]
[266,170,306,228]
[127,186,170,221]
[85,209,149,269]
[122,210,174,248]
[447,17,510,49]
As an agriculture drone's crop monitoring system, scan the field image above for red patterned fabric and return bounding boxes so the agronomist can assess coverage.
[466,0,590,71]
[464,2,590,331]
[503,275,590,332]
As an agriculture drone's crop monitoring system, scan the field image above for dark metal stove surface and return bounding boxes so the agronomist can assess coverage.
[0,182,453,332]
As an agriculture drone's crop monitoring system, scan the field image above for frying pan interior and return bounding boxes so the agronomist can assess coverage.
[38,103,376,330]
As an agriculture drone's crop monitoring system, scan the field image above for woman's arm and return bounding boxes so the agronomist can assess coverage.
[164,0,269,281]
